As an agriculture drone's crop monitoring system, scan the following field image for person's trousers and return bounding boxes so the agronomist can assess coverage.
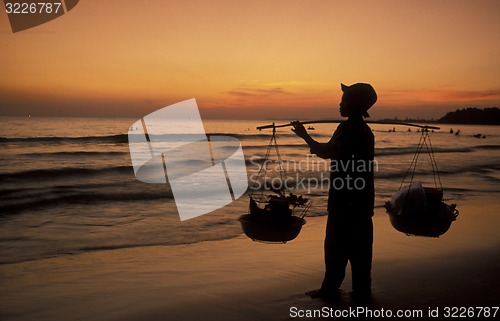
[320,213,373,293]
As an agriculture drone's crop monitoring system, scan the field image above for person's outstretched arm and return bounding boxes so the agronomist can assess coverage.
[291,121,333,159]
[291,121,316,146]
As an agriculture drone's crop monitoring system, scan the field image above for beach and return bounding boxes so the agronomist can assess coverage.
[1,117,499,320]
[1,196,499,321]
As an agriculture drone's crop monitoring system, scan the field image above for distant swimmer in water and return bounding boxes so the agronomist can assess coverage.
[408,128,411,132]
[450,128,454,134]
[455,129,460,136]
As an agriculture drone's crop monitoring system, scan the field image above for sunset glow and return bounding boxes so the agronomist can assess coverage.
[1,0,499,119]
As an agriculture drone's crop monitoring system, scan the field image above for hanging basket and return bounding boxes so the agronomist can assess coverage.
[240,195,310,243]
[241,124,310,243]
[385,184,459,237]
[385,129,459,237]
[385,188,458,237]
[239,214,306,243]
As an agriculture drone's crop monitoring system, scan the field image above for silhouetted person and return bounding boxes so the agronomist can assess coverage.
[292,83,376,301]
[450,128,454,134]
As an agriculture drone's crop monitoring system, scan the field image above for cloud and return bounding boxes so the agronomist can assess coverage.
[384,88,500,103]
[436,89,500,101]
[227,86,291,98]
[367,88,500,119]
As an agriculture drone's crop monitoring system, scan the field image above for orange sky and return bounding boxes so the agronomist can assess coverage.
[1,0,500,119]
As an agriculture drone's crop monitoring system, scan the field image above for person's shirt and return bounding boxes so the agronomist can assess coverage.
[309,117,375,217]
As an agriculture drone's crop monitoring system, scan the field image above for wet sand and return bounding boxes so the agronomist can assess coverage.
[1,196,499,321]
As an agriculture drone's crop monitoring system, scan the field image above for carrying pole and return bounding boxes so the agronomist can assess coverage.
[257,119,440,131]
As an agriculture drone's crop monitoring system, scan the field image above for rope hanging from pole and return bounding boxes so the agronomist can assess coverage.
[399,130,443,191]
[242,123,310,243]
[249,123,288,202]
[385,128,457,237]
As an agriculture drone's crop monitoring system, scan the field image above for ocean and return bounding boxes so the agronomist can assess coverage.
[1,116,499,264]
